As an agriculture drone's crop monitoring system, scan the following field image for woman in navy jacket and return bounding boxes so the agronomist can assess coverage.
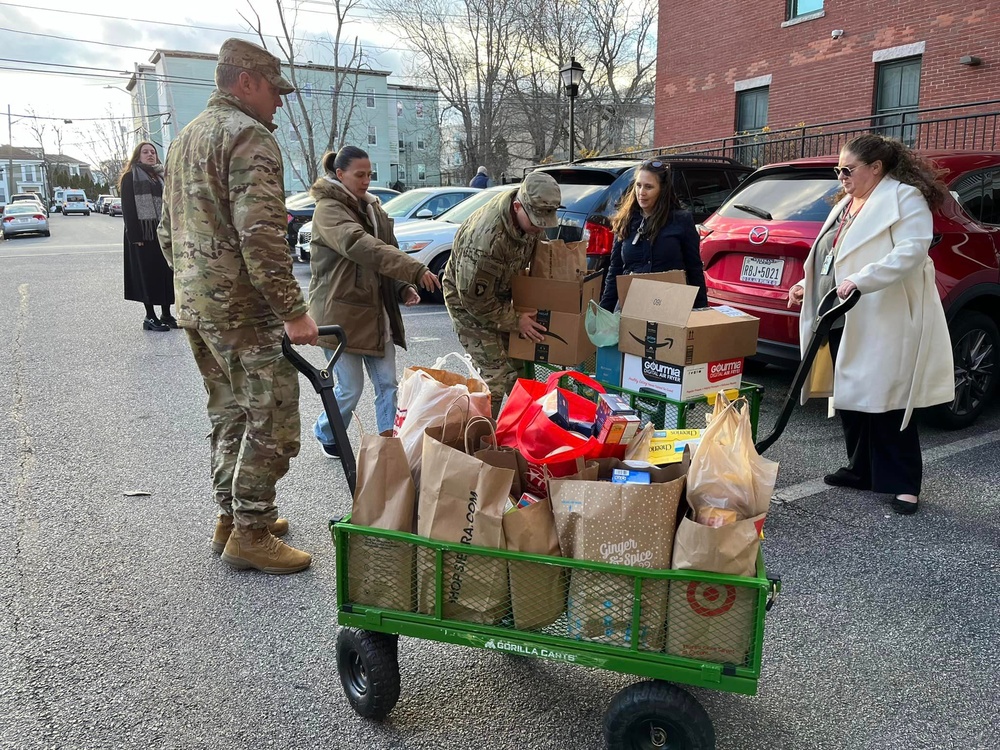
[599,159,708,311]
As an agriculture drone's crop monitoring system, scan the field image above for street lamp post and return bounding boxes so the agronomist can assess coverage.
[560,57,584,164]
[6,104,14,203]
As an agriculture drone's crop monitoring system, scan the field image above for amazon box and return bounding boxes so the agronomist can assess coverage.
[619,280,759,366]
[616,270,686,305]
[509,272,603,365]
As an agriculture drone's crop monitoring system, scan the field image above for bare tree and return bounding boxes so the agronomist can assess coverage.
[75,108,133,189]
[242,0,369,188]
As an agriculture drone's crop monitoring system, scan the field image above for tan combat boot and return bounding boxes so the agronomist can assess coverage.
[211,515,289,554]
[221,526,312,575]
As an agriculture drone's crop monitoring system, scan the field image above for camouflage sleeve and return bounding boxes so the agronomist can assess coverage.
[229,127,307,321]
[157,165,173,270]
[451,224,520,333]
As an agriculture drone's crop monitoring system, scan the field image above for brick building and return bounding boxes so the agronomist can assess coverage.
[655,0,1000,150]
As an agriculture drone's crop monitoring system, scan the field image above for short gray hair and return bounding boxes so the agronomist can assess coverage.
[215,63,261,91]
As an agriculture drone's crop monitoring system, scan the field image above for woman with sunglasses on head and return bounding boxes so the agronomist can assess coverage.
[598,159,707,312]
[788,134,954,515]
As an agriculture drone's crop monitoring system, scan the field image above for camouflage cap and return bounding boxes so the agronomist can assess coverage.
[217,38,294,95]
[517,172,561,229]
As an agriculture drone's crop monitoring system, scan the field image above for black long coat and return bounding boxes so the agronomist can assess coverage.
[122,168,174,306]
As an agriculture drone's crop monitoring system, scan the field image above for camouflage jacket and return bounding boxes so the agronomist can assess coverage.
[443,190,537,332]
[158,90,307,331]
[307,177,427,356]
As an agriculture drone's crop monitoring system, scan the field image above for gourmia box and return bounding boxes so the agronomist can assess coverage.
[621,354,744,401]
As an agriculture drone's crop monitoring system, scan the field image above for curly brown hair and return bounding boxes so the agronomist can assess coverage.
[841,134,948,208]
[610,162,680,241]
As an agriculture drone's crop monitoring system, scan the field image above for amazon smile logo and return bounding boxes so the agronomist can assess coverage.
[629,331,673,350]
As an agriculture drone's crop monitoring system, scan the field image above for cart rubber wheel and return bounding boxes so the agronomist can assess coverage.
[335,628,401,720]
[604,680,715,750]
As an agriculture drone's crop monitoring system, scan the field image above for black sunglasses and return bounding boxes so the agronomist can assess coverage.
[833,163,866,178]
[640,160,669,171]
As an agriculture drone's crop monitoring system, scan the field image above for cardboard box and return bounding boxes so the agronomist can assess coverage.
[616,270,686,305]
[621,353,744,402]
[596,345,624,385]
[509,273,603,365]
[619,280,759,366]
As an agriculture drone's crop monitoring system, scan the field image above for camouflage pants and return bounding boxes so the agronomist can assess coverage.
[186,325,300,529]
[449,309,520,419]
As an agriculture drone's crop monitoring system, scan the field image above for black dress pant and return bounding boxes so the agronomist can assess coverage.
[827,328,922,495]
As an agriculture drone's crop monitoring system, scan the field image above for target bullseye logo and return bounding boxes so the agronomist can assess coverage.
[686,582,737,616]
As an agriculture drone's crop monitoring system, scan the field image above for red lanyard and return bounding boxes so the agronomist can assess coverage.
[832,199,855,248]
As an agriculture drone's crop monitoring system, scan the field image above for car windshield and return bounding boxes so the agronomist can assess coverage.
[285,191,314,209]
[383,190,432,217]
[438,188,514,224]
[67,196,85,202]
[717,170,841,222]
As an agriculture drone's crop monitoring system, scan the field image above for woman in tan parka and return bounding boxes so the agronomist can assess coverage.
[307,146,441,458]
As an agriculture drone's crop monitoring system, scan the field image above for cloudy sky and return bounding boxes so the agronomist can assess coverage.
[0,0,414,162]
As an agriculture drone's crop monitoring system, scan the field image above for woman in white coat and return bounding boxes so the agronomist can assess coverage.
[788,134,954,515]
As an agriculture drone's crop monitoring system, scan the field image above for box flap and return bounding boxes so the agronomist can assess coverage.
[617,271,687,304]
[620,280,698,326]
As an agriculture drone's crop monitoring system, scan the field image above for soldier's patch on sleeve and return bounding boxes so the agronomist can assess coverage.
[472,273,493,297]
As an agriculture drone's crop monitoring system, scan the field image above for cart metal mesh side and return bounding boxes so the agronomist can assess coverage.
[332,518,778,696]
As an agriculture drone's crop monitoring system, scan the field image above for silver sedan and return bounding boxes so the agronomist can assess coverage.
[2,203,50,238]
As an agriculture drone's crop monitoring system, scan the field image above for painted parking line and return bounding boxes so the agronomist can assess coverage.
[0,249,118,258]
[775,427,1000,503]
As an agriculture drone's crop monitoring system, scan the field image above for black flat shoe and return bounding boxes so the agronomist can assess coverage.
[823,467,871,490]
[160,315,179,329]
[891,496,919,515]
[142,316,170,332]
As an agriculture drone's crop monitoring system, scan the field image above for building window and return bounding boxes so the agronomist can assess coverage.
[398,139,405,152]
[417,139,425,151]
[398,165,406,181]
[22,164,37,182]
[371,163,379,181]
[736,87,769,133]
[287,90,298,103]
[786,0,823,19]
[874,56,921,145]
[416,100,424,118]
[366,88,376,108]
[417,164,426,182]
[368,125,377,145]
[396,101,403,117]
[304,83,313,99]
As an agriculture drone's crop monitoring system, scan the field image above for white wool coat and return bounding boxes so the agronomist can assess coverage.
[798,177,954,429]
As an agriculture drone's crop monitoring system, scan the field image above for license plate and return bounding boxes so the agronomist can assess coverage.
[739,256,784,287]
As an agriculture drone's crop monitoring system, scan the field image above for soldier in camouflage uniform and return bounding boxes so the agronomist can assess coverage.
[443,172,561,417]
[158,38,319,575]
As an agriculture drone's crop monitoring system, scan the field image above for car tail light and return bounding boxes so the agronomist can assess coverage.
[585,220,614,255]
[33,214,46,221]
[287,214,293,224]
[696,223,712,239]
[3,216,15,223]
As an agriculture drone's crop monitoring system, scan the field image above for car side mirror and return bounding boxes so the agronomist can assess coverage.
[415,209,434,218]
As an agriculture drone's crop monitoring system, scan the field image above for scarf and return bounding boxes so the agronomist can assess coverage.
[132,163,163,242]
[323,176,381,240]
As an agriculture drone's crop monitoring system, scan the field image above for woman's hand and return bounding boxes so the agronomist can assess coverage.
[787,284,804,308]
[403,287,421,307]
[135,242,144,247]
[419,270,441,293]
[837,280,858,300]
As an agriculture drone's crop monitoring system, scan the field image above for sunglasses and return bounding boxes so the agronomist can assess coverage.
[640,160,669,171]
[833,163,866,178]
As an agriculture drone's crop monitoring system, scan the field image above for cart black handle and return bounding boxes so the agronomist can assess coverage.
[766,575,782,612]
[754,288,861,454]
[282,325,357,497]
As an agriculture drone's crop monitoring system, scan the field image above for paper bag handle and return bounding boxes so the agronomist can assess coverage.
[436,393,471,444]
[464,415,498,454]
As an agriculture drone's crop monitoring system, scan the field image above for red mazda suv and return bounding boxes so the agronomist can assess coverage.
[699,151,1000,429]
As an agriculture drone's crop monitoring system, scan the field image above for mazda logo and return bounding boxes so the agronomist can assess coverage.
[749,226,768,244]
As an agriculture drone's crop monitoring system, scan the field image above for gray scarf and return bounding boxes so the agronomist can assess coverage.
[131,163,163,242]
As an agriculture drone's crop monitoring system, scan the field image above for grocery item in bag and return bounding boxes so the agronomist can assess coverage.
[348,426,417,612]
[549,458,687,651]
[416,423,514,624]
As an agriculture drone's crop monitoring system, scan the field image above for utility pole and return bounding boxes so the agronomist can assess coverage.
[6,104,15,202]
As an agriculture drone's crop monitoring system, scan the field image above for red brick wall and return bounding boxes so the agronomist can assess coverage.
[655,1,1000,147]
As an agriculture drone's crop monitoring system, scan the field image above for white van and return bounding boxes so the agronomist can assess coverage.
[62,190,90,216]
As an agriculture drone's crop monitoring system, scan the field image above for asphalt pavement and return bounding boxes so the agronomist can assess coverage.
[1,214,997,750]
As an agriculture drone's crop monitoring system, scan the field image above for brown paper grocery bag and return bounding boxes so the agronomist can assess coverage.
[416,426,515,624]
[529,238,588,282]
[665,513,766,665]
[503,495,566,631]
[348,428,417,612]
[549,459,686,651]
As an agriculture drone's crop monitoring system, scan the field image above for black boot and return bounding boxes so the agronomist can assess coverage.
[160,314,179,329]
[143,316,170,332]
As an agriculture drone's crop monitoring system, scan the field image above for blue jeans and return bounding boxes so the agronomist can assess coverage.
[313,338,398,446]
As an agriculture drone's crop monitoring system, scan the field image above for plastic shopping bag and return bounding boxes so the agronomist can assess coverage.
[585,299,620,347]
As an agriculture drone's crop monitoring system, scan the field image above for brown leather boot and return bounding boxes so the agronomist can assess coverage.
[211,515,289,554]
[221,526,312,575]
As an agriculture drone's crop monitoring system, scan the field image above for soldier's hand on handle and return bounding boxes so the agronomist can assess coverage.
[419,270,442,292]
[403,287,421,307]
[787,283,804,308]
[518,310,546,343]
[284,313,320,346]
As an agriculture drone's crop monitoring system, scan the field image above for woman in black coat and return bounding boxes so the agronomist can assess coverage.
[120,141,175,331]
[599,159,708,311]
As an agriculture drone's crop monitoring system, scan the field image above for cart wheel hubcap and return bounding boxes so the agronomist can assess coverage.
[348,651,368,696]
[649,725,668,747]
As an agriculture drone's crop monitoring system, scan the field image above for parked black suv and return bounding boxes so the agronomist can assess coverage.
[531,156,753,272]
